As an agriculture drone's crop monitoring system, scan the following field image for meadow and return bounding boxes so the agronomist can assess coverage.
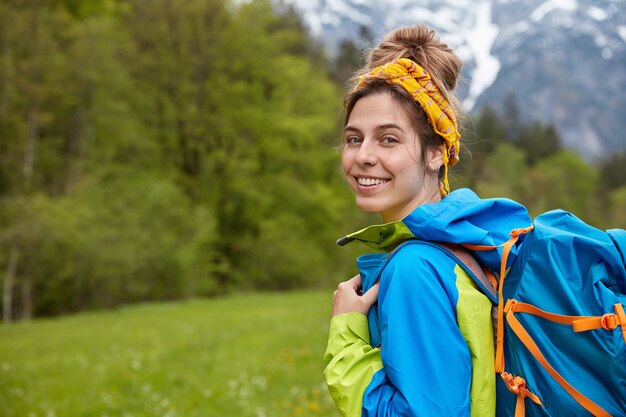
[0,291,339,417]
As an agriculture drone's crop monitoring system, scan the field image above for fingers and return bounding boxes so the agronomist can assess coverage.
[344,274,362,294]
[336,274,361,294]
[348,274,362,283]
[360,283,379,307]
[331,276,379,317]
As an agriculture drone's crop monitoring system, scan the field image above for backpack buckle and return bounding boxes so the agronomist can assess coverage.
[600,313,617,331]
[501,372,543,406]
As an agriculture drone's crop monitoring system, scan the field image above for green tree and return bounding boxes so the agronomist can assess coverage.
[1,0,219,318]
[123,0,347,292]
[456,104,507,188]
[203,0,345,290]
[502,93,522,140]
[331,39,363,85]
[475,142,529,201]
[598,152,626,193]
[526,151,599,223]
[0,1,79,319]
[515,120,561,165]
[607,186,626,229]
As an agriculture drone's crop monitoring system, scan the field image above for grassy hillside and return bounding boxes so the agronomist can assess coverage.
[0,291,339,417]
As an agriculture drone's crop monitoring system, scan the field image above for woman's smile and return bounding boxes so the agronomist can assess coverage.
[356,177,389,187]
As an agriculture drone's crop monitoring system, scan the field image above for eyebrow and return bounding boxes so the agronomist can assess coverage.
[344,123,407,134]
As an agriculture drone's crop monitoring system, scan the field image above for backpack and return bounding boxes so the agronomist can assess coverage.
[437,209,626,416]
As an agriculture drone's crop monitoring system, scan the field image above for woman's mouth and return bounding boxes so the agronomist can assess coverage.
[355,177,390,190]
[357,177,388,186]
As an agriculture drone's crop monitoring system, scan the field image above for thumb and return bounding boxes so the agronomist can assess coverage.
[360,283,379,308]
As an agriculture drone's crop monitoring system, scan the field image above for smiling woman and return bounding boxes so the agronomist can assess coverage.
[342,92,442,222]
[323,24,532,417]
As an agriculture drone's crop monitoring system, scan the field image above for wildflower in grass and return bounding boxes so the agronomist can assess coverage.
[307,400,320,411]
[250,375,267,391]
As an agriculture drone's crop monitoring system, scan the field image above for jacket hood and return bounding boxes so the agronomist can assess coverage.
[337,188,532,271]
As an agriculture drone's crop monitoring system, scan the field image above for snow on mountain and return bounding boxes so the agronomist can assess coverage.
[530,0,578,22]
[462,1,500,109]
[277,0,626,159]
[279,0,506,108]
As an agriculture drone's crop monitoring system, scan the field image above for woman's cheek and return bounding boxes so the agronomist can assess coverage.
[341,152,353,175]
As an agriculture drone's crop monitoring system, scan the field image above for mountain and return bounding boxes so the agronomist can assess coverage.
[276,0,626,160]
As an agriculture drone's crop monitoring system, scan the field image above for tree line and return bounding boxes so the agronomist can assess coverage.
[455,98,625,230]
[0,0,623,320]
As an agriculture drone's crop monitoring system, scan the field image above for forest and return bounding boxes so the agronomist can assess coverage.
[1,0,624,320]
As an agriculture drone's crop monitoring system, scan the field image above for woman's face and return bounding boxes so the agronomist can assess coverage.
[342,92,442,222]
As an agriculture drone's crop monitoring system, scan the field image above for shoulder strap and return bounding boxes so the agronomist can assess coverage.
[435,242,498,303]
[396,239,498,303]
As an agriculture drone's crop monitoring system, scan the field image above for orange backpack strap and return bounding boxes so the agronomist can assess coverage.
[462,225,534,373]
[504,299,615,417]
[572,303,626,343]
[509,301,626,343]
[501,372,543,417]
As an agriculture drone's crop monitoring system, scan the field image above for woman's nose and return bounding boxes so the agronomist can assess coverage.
[355,140,378,166]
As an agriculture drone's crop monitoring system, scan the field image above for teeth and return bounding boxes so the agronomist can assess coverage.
[357,177,387,186]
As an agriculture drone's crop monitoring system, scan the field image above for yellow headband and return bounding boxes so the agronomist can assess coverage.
[356,58,460,196]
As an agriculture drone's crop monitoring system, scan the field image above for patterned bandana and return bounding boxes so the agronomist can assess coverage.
[356,58,461,196]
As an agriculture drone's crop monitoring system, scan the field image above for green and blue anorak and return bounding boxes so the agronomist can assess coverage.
[324,188,531,417]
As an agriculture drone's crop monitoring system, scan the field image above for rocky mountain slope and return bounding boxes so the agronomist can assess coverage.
[280,0,626,159]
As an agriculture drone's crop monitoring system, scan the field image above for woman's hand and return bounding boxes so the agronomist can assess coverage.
[332,274,380,316]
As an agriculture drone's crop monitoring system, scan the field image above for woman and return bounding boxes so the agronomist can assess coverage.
[323,25,531,416]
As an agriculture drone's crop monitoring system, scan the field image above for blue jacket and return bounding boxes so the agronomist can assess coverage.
[323,188,531,417]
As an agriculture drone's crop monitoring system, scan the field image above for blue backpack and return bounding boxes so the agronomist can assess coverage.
[442,209,626,416]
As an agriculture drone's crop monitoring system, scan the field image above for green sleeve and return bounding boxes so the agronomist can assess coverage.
[323,312,384,417]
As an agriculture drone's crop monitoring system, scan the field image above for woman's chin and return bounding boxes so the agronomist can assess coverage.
[355,198,385,214]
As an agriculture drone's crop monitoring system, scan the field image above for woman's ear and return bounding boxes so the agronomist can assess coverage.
[426,145,444,172]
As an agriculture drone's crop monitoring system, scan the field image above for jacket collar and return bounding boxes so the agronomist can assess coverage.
[336,188,533,269]
[336,220,414,252]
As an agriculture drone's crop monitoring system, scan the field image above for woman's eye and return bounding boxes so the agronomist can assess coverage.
[381,136,398,144]
[345,136,362,144]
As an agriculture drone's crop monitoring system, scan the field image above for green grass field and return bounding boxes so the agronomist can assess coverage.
[0,290,340,417]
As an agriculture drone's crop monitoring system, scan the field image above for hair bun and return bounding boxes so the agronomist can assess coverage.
[368,25,462,92]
